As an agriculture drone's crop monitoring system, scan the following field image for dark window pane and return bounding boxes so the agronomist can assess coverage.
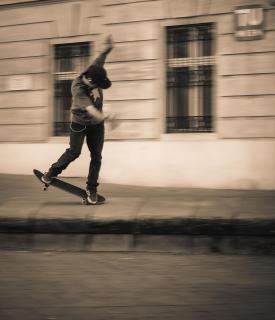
[54,80,72,136]
[167,27,189,59]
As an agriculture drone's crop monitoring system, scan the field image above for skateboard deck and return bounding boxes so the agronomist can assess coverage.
[33,169,104,205]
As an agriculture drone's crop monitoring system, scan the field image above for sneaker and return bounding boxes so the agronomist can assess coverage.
[86,190,106,205]
[41,172,55,184]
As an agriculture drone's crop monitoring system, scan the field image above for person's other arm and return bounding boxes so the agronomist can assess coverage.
[85,105,106,123]
[72,84,106,123]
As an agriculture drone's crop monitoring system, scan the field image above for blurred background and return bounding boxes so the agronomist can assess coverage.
[0,0,274,190]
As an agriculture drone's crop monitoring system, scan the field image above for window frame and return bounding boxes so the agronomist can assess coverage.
[159,18,218,141]
[53,42,90,136]
[166,23,215,134]
[48,36,94,141]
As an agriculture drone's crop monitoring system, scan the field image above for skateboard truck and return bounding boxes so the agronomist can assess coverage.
[43,183,50,191]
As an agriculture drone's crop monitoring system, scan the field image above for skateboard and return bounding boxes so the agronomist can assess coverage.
[33,169,105,205]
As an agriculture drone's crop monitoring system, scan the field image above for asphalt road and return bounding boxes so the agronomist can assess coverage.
[0,251,275,320]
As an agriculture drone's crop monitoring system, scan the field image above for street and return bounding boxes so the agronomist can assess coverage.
[0,251,275,319]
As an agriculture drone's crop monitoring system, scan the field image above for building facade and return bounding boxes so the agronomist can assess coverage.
[0,0,274,189]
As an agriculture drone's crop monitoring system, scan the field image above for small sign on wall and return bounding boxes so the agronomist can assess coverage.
[6,75,32,91]
[234,5,264,40]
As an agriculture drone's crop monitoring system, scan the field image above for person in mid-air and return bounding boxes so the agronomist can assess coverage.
[42,36,114,205]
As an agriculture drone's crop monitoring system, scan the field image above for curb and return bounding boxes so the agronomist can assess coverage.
[1,217,275,255]
[1,217,275,236]
[0,233,275,255]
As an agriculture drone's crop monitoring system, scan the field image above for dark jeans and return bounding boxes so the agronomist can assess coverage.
[49,122,104,192]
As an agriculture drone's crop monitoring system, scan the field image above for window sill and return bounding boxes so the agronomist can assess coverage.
[47,134,218,143]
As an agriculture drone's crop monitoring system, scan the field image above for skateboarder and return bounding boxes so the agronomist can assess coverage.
[42,35,114,204]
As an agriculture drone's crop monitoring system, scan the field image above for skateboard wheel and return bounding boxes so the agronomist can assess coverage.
[81,198,88,205]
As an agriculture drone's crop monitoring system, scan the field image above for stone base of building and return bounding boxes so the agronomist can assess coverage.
[0,140,274,190]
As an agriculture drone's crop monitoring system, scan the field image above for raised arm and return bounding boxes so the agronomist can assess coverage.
[92,35,114,68]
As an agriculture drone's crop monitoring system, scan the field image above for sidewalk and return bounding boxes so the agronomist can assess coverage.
[0,174,275,254]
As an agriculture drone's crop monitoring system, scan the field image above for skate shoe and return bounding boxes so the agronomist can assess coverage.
[86,190,106,205]
[41,172,55,184]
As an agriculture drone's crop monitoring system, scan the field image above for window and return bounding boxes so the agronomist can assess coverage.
[53,42,90,136]
[166,23,215,133]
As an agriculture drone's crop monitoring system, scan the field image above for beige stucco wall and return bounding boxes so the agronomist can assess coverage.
[0,0,274,141]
